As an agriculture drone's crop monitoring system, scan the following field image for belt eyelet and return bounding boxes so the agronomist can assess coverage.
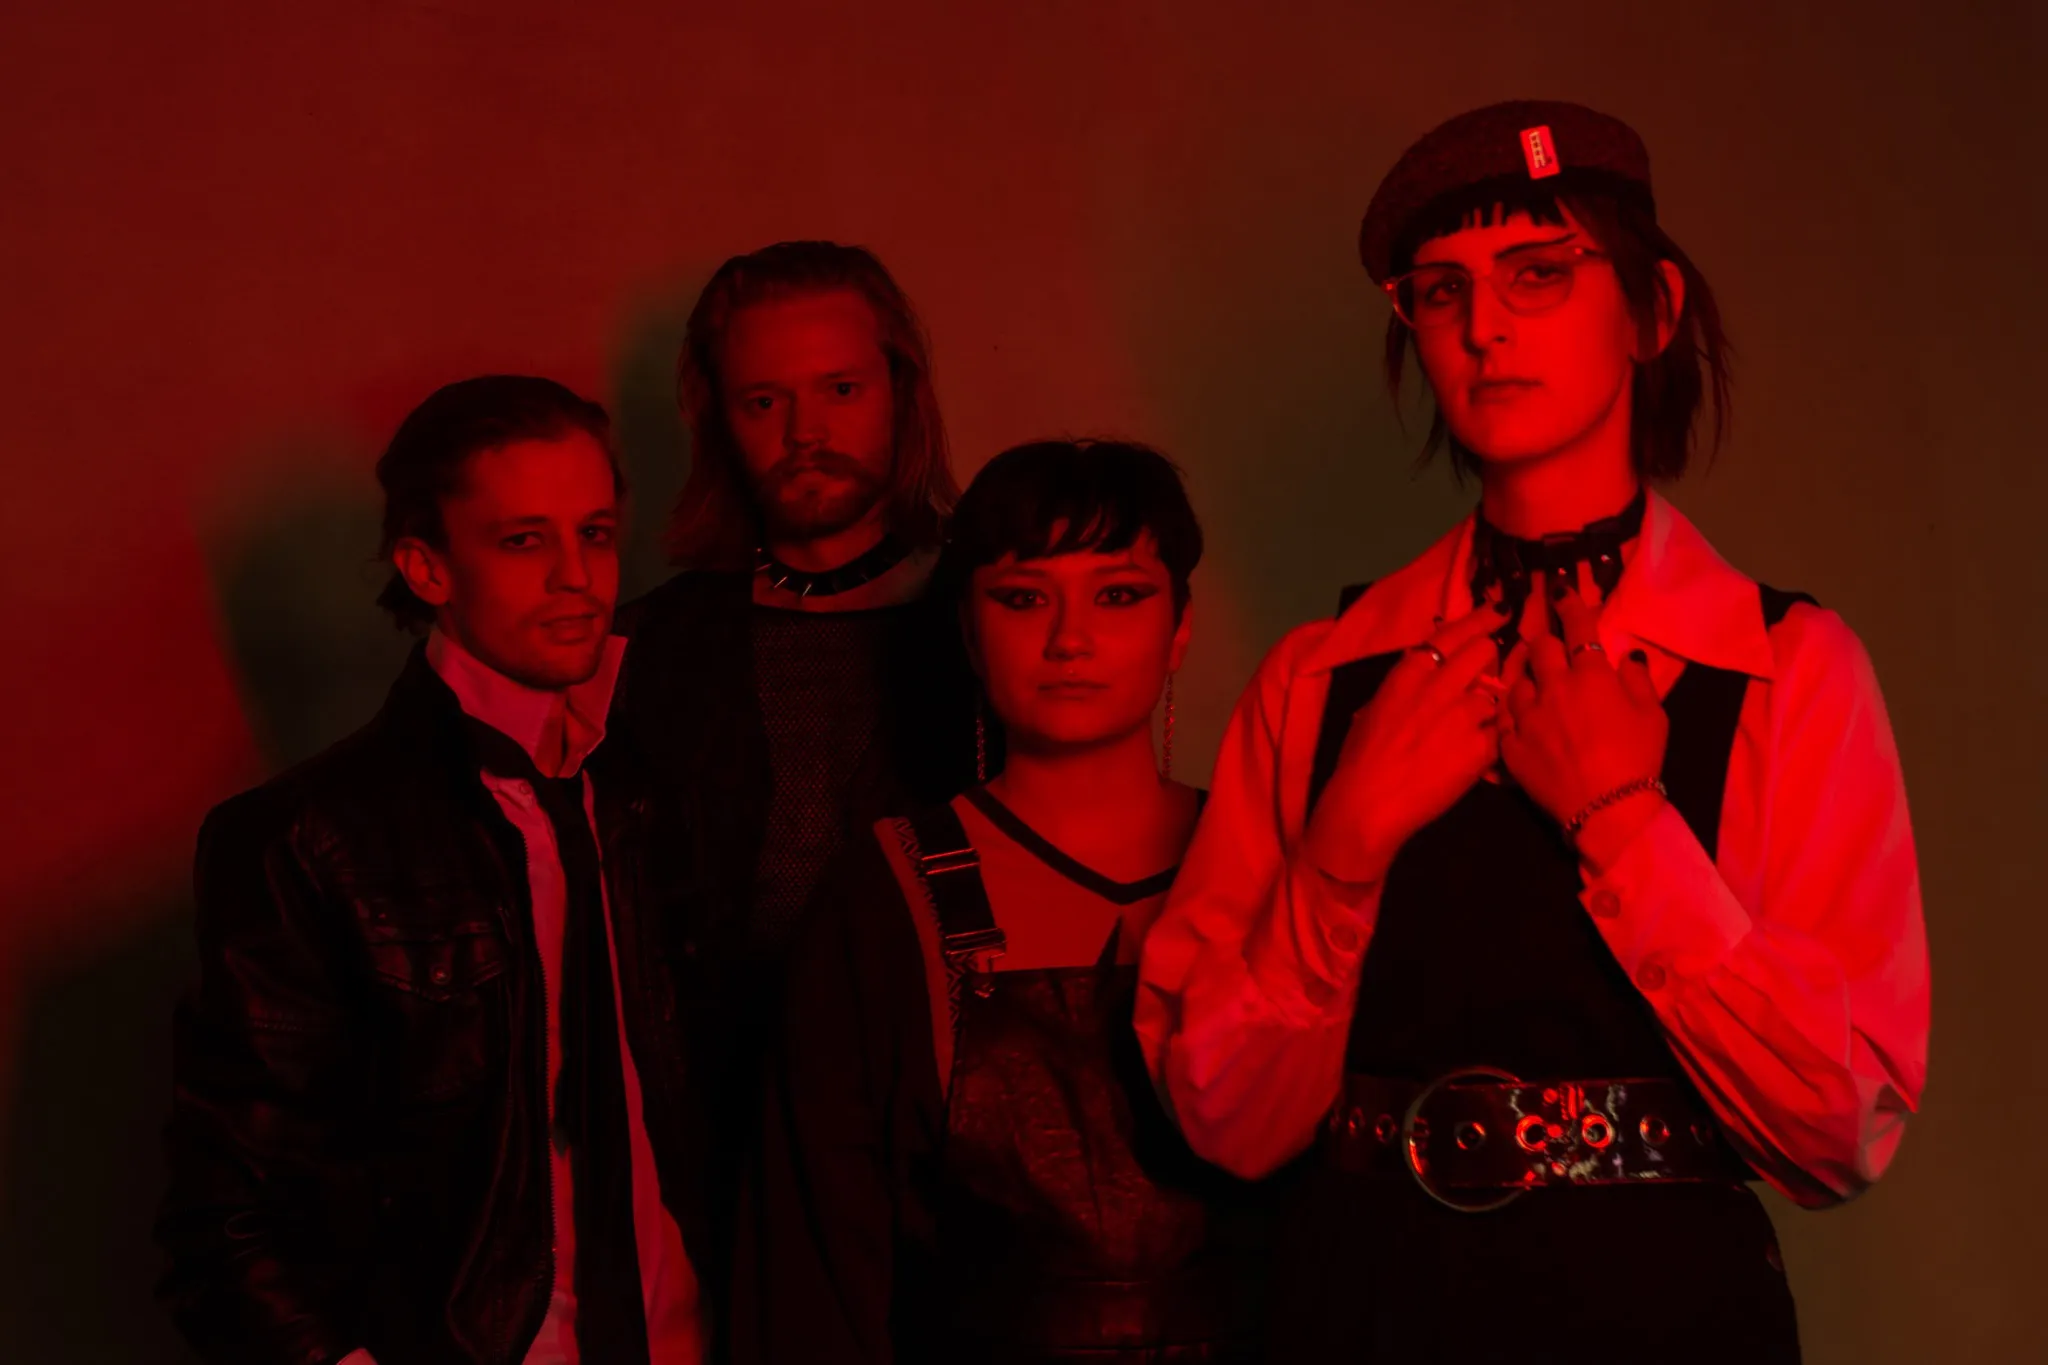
[1401,1065,1525,1214]
[1639,1115,1669,1147]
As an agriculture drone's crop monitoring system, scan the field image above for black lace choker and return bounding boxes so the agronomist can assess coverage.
[1469,488,1646,613]
[756,533,910,598]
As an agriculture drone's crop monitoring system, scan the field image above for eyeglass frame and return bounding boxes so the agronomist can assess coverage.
[1382,243,1611,331]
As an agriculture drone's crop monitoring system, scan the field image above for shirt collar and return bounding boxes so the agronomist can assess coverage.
[1302,490,1775,680]
[426,629,626,777]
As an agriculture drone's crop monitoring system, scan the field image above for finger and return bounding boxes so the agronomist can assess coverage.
[1553,585,1600,658]
[1460,687,1502,731]
[1427,600,1515,657]
[1527,629,1569,688]
[1617,647,1660,707]
[1505,675,1539,721]
[1497,640,1530,692]
[1425,629,1504,705]
[1498,716,1528,770]
[1524,579,1552,643]
[1488,646,1526,737]
[1378,638,1448,702]
[1385,601,1510,701]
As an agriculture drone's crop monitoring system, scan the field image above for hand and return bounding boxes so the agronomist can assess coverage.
[1500,584,1667,861]
[1303,605,1523,886]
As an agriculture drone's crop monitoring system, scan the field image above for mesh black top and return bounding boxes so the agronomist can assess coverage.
[750,605,895,950]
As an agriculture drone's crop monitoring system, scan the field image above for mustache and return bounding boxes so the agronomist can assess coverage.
[765,448,877,487]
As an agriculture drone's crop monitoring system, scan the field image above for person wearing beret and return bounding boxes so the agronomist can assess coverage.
[1136,100,1928,1361]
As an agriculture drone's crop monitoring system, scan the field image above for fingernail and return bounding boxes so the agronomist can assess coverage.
[1628,649,1647,664]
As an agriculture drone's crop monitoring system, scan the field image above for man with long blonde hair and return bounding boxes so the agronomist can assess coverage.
[609,241,977,1343]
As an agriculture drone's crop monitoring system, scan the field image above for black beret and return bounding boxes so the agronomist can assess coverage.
[1359,100,1654,284]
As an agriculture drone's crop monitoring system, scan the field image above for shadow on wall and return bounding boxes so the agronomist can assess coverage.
[0,901,203,1363]
[0,452,411,1361]
[613,280,704,600]
[0,318,701,1358]
[208,466,421,769]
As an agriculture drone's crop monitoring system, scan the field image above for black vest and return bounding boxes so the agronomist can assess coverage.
[1265,583,1811,1365]
[1306,583,1811,1080]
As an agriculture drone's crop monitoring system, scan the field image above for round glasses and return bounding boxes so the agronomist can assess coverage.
[1383,244,1609,330]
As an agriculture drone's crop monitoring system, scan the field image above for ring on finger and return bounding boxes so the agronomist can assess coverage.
[1567,640,1606,662]
[1411,643,1447,666]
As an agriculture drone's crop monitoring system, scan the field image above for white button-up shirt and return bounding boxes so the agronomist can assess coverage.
[1136,492,1929,1208]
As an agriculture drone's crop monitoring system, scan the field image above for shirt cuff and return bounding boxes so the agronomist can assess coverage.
[1578,800,1753,993]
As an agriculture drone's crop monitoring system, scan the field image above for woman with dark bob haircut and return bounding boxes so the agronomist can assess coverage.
[1139,102,1928,1362]
[741,440,1270,1364]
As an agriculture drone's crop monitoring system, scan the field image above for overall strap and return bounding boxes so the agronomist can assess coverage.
[1655,583,1817,863]
[900,802,1007,971]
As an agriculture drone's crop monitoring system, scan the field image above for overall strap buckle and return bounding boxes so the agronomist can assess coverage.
[902,806,1007,977]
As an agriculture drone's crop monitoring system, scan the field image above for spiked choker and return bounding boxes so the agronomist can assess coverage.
[755,533,910,598]
[1469,488,1646,613]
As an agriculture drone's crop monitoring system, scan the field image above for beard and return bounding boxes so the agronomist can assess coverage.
[753,448,890,542]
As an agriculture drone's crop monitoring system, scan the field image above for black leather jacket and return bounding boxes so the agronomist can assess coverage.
[156,648,705,1365]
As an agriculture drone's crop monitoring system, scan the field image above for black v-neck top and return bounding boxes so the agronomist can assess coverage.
[959,785,1181,905]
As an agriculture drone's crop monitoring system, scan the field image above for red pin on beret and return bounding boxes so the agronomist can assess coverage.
[1358,100,1655,284]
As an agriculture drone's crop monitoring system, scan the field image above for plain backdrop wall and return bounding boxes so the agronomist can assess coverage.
[2,1,2041,1359]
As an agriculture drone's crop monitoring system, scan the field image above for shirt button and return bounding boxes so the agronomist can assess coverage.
[1636,958,1668,992]
[430,965,452,986]
[1328,921,1362,955]
[1589,890,1622,920]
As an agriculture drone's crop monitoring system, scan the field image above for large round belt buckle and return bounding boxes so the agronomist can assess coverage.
[1402,1065,1526,1214]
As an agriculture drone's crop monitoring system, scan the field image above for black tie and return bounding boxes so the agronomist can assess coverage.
[466,719,651,1365]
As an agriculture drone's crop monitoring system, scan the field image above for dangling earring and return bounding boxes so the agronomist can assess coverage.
[1161,673,1176,780]
[975,702,988,784]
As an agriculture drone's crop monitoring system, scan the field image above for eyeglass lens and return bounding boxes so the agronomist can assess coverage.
[1395,250,1584,328]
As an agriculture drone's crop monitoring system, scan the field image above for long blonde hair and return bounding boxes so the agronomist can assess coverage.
[663,241,958,570]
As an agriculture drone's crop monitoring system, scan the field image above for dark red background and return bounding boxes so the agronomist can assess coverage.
[2,2,2041,1358]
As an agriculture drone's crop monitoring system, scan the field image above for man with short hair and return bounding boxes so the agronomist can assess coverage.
[158,375,705,1365]
[611,241,977,1318]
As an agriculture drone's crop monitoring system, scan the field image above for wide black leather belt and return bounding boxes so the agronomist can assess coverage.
[1324,1068,1751,1212]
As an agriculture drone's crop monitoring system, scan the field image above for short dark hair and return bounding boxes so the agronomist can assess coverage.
[935,439,1204,618]
[1383,182,1730,483]
[374,375,621,629]
[665,240,958,570]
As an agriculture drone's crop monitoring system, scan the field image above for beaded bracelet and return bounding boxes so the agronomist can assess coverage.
[1562,776,1667,839]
